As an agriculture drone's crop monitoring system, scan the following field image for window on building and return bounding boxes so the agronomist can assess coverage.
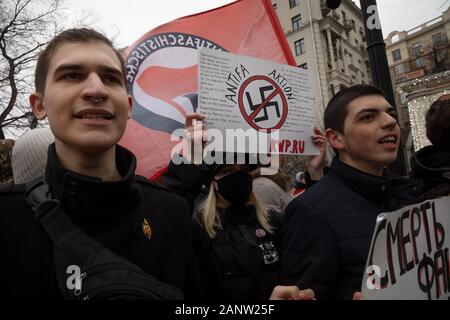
[395,63,405,74]
[437,49,447,62]
[294,38,305,56]
[412,42,423,56]
[392,49,401,62]
[299,63,308,69]
[289,0,299,9]
[292,14,301,31]
[415,57,426,68]
[432,33,444,46]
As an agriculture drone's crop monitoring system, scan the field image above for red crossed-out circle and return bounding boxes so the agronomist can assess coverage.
[238,75,288,133]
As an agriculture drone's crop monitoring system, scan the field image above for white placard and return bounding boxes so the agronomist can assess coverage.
[361,196,450,300]
[198,48,318,155]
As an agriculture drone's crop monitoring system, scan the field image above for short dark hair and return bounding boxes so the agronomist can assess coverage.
[35,28,125,93]
[425,98,450,152]
[324,84,385,133]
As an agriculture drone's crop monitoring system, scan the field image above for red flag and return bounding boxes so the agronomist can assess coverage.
[120,0,295,179]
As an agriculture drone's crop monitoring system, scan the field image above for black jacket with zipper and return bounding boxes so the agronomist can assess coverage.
[0,144,201,300]
[162,159,282,300]
[281,158,421,300]
[192,204,282,300]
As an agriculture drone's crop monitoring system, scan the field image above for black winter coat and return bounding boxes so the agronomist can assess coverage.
[281,158,421,300]
[162,159,282,300]
[410,145,450,202]
[0,144,201,300]
[192,205,282,300]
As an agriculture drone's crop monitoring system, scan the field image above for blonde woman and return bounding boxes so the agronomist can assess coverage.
[162,113,317,300]
[192,161,282,300]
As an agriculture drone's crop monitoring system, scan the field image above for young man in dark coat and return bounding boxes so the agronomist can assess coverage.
[410,96,450,202]
[281,85,421,300]
[0,28,200,299]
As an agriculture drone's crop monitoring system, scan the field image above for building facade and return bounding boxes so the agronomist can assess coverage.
[386,7,450,167]
[272,0,371,125]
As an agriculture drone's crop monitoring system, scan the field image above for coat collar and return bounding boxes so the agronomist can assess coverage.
[44,143,142,225]
[410,145,450,177]
[410,145,450,201]
[220,204,256,226]
[330,158,421,211]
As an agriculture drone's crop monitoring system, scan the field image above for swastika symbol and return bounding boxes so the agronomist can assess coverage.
[245,86,281,123]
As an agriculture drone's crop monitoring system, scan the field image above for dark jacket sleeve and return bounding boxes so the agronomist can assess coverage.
[280,199,339,300]
[180,201,205,300]
[191,214,228,300]
[305,166,329,188]
[268,211,284,252]
[161,155,209,213]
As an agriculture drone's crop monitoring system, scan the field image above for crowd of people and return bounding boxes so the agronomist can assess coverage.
[0,28,449,300]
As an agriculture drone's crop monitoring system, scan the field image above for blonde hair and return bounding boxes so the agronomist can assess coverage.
[196,182,274,238]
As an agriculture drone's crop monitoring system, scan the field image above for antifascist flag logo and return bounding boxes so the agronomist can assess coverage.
[127,33,226,134]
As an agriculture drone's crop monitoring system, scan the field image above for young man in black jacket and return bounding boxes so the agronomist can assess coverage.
[410,96,450,201]
[0,28,200,299]
[281,85,421,300]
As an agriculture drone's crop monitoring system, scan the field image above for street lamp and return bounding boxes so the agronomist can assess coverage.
[321,0,407,175]
[320,0,342,15]
[323,0,342,9]
[359,0,407,175]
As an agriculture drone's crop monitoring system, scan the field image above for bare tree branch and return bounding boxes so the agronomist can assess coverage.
[2,112,29,127]
[0,0,64,138]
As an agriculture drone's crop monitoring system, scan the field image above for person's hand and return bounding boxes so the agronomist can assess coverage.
[184,113,206,164]
[269,285,315,300]
[185,112,205,137]
[306,127,326,181]
[353,291,362,300]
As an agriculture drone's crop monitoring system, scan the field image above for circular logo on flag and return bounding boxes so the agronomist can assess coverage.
[125,33,227,134]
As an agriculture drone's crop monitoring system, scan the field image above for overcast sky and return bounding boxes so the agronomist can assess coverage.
[64,0,450,48]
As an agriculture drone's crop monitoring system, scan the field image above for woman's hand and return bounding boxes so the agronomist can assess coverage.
[306,127,326,181]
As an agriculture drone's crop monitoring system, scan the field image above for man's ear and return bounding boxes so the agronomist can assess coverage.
[29,92,47,120]
[325,128,345,151]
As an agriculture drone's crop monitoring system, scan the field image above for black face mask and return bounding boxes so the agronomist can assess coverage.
[216,170,253,205]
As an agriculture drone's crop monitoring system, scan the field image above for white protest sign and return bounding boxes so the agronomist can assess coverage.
[198,47,318,155]
[362,196,450,300]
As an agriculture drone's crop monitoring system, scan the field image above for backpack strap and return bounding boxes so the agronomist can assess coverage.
[25,177,75,243]
[24,177,184,300]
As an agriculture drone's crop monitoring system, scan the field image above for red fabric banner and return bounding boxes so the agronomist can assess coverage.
[120,0,295,179]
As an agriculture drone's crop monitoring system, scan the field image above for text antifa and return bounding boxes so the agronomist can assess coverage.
[225,65,295,104]
[367,201,449,300]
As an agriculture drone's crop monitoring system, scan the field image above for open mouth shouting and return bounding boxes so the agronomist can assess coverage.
[378,134,398,147]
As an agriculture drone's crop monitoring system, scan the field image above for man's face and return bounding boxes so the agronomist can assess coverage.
[329,95,400,175]
[30,40,131,155]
